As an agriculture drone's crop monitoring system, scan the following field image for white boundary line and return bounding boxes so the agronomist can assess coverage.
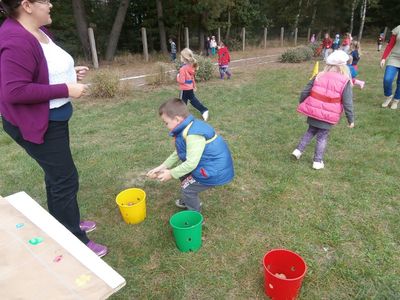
[118,54,281,82]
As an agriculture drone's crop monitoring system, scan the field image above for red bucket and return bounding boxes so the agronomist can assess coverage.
[263,249,307,300]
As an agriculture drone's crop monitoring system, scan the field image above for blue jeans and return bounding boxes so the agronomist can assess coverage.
[383,65,400,99]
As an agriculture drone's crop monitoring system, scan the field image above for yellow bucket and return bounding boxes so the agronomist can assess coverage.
[116,188,146,224]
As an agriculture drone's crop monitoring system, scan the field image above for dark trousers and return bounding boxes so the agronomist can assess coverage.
[179,90,208,114]
[2,118,89,244]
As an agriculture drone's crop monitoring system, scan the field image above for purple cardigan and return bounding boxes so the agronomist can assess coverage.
[0,18,69,144]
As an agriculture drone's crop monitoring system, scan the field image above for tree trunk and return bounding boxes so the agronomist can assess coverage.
[71,0,90,59]
[177,24,181,53]
[105,0,130,61]
[349,0,358,34]
[358,0,367,41]
[293,0,303,30]
[225,10,231,41]
[156,0,168,54]
[199,12,207,52]
[309,0,318,29]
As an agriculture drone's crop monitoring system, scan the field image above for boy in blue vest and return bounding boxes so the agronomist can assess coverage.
[147,98,234,211]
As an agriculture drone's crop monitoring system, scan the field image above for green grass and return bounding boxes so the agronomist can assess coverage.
[1,46,399,299]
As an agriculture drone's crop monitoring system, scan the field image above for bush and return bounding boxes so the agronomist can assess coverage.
[89,70,120,98]
[175,55,215,82]
[280,46,314,63]
[307,42,321,57]
[194,55,215,81]
[147,62,175,85]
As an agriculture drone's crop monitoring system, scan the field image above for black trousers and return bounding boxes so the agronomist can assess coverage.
[2,118,89,244]
[179,90,208,114]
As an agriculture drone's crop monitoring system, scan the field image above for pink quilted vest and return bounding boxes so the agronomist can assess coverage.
[297,72,349,125]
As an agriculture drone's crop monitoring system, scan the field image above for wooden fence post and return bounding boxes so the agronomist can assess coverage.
[307,28,311,43]
[294,27,298,46]
[141,27,149,62]
[264,27,268,49]
[218,27,221,43]
[88,27,99,69]
[242,27,246,52]
[280,27,284,47]
[185,27,189,48]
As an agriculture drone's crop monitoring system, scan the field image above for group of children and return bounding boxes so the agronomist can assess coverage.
[318,33,365,89]
[145,30,362,213]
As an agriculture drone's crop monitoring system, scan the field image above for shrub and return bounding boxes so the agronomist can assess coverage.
[194,55,215,81]
[175,55,215,82]
[89,70,120,98]
[280,46,314,63]
[147,62,175,85]
[307,42,321,57]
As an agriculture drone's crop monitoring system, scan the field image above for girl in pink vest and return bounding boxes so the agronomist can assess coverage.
[292,50,355,170]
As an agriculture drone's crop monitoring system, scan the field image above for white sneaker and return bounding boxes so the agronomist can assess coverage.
[390,100,399,110]
[292,149,302,160]
[382,95,393,108]
[312,161,324,170]
[202,110,209,121]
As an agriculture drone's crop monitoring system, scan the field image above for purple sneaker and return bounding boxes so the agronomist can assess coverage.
[80,220,96,233]
[86,240,108,258]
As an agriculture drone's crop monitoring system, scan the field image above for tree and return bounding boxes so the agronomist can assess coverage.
[349,0,358,34]
[105,0,130,61]
[71,0,90,60]
[156,0,168,54]
[358,0,367,41]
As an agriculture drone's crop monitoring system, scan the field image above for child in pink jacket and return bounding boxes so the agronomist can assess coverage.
[292,50,355,170]
[177,48,209,121]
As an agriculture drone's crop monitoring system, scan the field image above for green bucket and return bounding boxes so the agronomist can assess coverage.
[169,211,203,252]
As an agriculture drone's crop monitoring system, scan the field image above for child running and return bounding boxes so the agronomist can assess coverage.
[292,50,355,170]
[147,98,234,212]
[349,41,365,89]
[217,41,232,80]
[177,48,209,121]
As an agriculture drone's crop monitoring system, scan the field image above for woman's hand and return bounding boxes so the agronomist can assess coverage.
[67,83,89,98]
[75,66,89,81]
[380,59,386,69]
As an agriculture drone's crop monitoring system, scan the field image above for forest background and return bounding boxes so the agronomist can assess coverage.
[1,0,399,62]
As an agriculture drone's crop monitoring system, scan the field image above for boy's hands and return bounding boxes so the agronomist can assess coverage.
[146,164,167,179]
[348,122,355,128]
[157,169,172,182]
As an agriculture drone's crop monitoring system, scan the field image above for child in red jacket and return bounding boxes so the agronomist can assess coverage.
[177,48,209,121]
[217,41,232,80]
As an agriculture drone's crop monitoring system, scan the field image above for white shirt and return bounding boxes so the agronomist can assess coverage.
[40,33,76,109]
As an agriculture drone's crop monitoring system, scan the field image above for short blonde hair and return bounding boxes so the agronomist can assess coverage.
[159,98,190,118]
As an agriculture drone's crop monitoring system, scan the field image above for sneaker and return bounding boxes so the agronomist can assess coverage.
[292,149,302,160]
[175,199,186,209]
[312,161,325,170]
[202,110,209,121]
[80,220,96,233]
[390,100,399,110]
[382,95,393,108]
[86,240,108,258]
[175,199,203,209]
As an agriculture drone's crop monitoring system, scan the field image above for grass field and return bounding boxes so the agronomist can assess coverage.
[1,44,399,299]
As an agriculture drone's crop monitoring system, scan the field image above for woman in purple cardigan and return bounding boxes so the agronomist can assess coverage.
[0,0,107,257]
